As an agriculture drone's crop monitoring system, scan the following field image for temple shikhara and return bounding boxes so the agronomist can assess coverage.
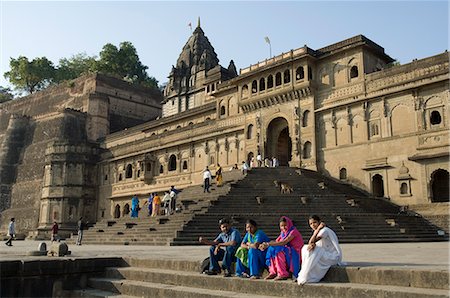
[0,21,448,239]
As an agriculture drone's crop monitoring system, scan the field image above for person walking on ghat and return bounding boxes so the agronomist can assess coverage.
[5,218,15,246]
[76,217,85,245]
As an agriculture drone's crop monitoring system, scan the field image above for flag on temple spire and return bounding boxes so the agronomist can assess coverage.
[188,22,192,32]
[264,36,271,44]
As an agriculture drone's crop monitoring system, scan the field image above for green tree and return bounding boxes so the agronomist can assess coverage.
[97,42,158,88]
[55,53,98,82]
[0,86,14,103]
[4,56,56,94]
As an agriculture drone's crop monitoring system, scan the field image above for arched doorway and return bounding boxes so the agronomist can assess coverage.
[123,203,130,216]
[247,152,254,167]
[114,204,121,218]
[372,174,384,197]
[431,169,449,202]
[267,117,292,166]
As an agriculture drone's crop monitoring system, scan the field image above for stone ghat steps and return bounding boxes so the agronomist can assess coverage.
[68,258,449,298]
[66,180,236,245]
[171,167,447,244]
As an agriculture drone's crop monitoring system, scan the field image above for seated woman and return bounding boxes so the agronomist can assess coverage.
[260,216,303,280]
[297,215,343,285]
[235,219,270,279]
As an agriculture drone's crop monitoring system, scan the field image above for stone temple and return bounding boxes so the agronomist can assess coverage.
[0,22,448,238]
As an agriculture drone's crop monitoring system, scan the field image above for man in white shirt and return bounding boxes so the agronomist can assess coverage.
[5,218,15,246]
[203,167,212,193]
[256,153,262,167]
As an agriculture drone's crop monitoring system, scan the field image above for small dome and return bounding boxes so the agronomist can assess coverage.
[399,162,409,175]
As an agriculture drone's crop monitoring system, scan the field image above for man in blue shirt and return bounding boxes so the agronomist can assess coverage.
[199,218,241,277]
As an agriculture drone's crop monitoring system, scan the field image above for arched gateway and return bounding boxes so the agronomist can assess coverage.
[266,117,292,166]
[430,169,449,202]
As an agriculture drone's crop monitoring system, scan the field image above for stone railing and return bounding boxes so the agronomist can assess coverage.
[241,48,306,75]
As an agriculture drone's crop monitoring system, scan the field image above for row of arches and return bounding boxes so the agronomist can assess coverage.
[242,66,312,98]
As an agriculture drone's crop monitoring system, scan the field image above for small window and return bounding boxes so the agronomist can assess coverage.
[267,75,274,89]
[400,182,408,195]
[119,174,122,181]
[339,168,347,180]
[247,124,254,139]
[350,66,359,78]
[430,111,442,125]
[168,155,177,171]
[302,110,310,127]
[104,175,108,181]
[259,78,266,91]
[159,165,164,174]
[146,162,151,172]
[251,80,257,94]
[303,142,312,159]
[296,67,305,80]
[188,122,194,126]
[210,156,215,165]
[283,69,290,84]
[220,106,226,116]
[182,160,188,170]
[275,72,282,86]
[125,164,133,179]
[137,170,140,177]
[308,66,313,80]
[370,123,379,136]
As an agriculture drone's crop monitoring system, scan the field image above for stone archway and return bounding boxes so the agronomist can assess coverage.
[123,203,130,216]
[431,169,449,202]
[372,174,384,197]
[114,204,121,218]
[266,117,292,166]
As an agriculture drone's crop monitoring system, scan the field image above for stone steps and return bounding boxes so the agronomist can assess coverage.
[69,258,449,298]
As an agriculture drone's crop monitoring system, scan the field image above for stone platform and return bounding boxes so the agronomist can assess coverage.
[0,240,449,297]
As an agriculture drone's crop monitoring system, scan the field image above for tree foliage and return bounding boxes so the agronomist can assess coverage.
[55,53,98,83]
[4,41,158,94]
[97,42,158,88]
[4,56,56,94]
[0,86,14,103]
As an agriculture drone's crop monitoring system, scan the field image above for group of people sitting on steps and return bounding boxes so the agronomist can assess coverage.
[199,215,343,285]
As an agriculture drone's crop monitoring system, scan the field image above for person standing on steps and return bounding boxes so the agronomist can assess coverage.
[5,218,15,246]
[216,164,223,187]
[76,217,85,245]
[169,185,179,214]
[199,218,241,277]
[203,166,212,193]
[51,221,59,242]
[130,194,140,218]
[257,153,262,167]
[151,193,161,216]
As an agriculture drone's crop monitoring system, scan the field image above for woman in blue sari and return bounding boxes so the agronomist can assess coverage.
[235,219,270,279]
[130,194,140,218]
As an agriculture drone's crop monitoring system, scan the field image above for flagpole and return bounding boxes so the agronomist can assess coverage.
[264,36,272,58]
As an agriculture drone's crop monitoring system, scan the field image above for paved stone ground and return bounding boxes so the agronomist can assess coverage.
[0,240,448,270]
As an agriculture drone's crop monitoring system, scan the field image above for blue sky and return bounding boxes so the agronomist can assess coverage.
[1,1,448,90]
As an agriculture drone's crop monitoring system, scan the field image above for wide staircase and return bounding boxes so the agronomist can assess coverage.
[172,167,448,244]
[66,258,449,297]
[66,171,242,245]
[69,167,448,245]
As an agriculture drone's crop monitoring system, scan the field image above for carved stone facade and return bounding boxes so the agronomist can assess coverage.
[101,28,449,220]
[1,26,448,235]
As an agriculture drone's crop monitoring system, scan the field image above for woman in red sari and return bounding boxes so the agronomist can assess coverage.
[260,216,304,280]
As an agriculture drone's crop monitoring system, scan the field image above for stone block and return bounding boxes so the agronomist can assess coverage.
[47,242,69,257]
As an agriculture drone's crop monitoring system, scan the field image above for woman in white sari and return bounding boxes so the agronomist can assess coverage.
[297,215,343,285]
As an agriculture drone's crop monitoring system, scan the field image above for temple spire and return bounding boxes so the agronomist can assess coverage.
[197,17,201,28]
